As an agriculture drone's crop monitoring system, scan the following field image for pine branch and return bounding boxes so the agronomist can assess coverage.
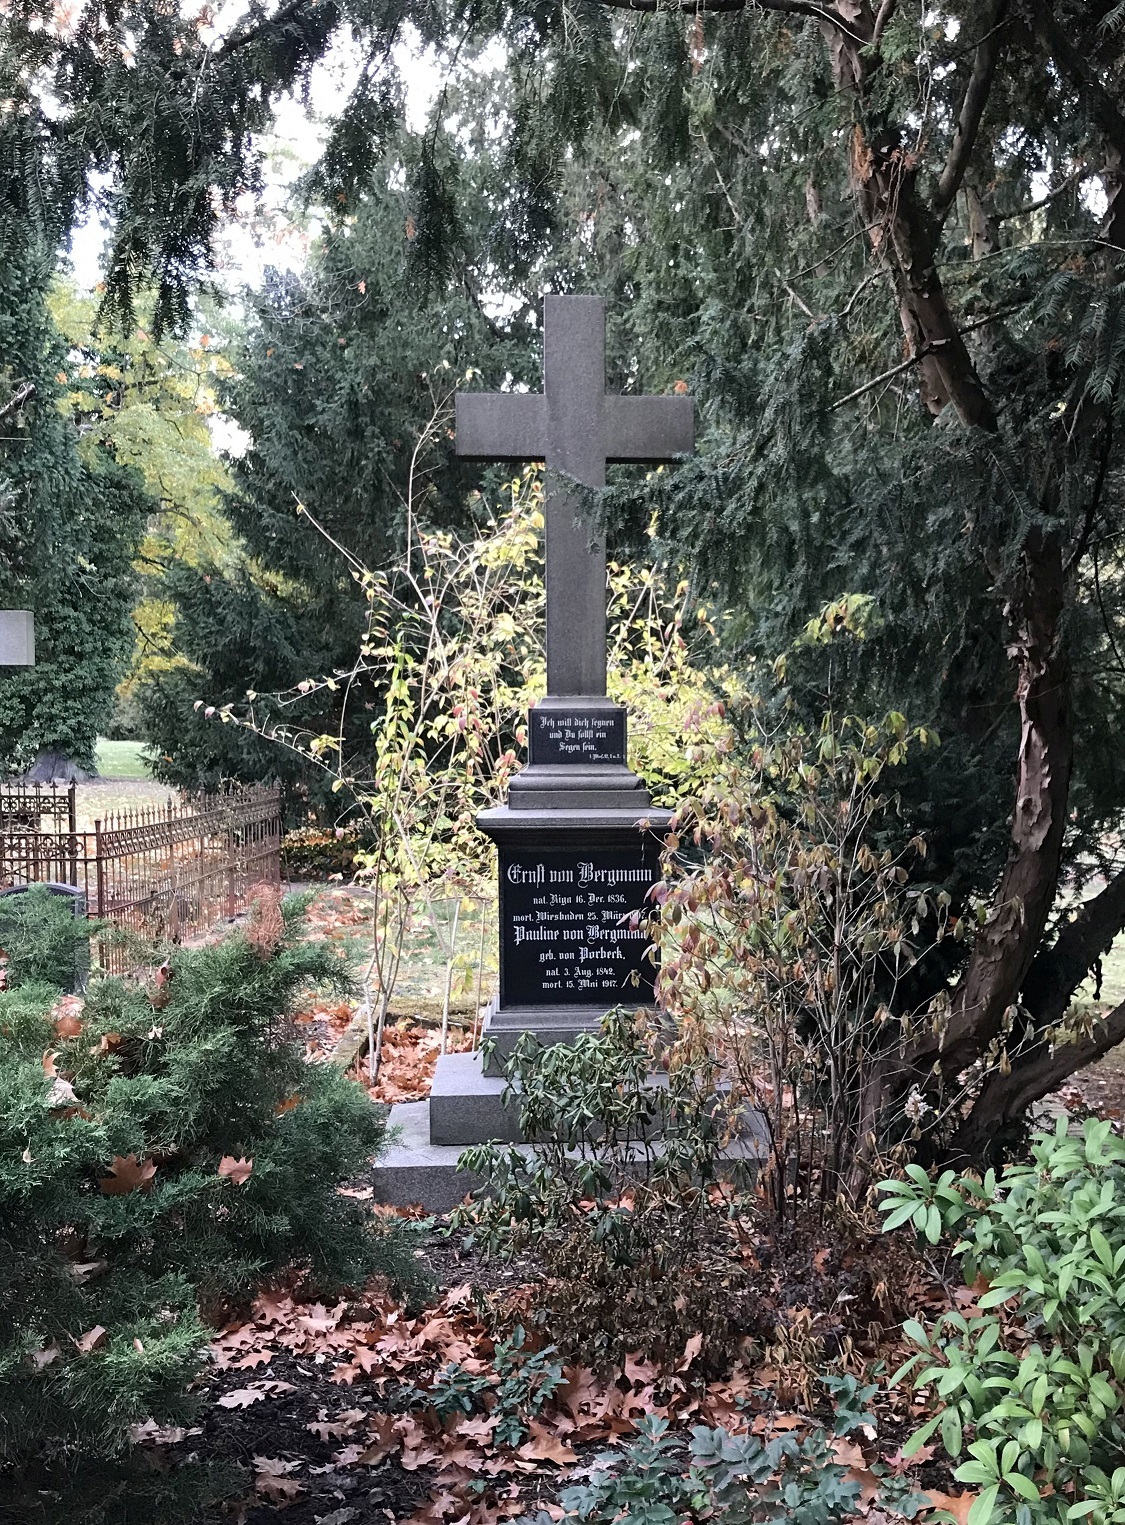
[1030,0,1125,162]
[994,167,1096,223]
[462,273,505,342]
[1064,408,1114,577]
[932,0,1010,223]
[215,0,319,60]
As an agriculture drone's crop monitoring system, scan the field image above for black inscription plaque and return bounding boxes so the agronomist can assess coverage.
[500,844,659,1007]
[529,707,626,766]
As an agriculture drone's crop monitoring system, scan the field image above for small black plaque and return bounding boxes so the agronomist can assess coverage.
[500,844,659,1007]
[528,707,626,766]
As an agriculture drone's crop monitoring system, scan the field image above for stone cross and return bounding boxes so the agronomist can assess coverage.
[455,296,693,697]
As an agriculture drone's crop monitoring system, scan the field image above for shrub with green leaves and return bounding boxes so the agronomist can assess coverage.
[880,1118,1125,1525]
[454,1010,756,1369]
[0,889,410,1516]
[399,1326,565,1448]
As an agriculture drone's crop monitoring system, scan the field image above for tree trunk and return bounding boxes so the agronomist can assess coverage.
[826,5,1082,1175]
[22,750,95,784]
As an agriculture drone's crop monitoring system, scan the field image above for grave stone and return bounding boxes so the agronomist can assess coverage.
[0,610,35,667]
[425,294,693,1150]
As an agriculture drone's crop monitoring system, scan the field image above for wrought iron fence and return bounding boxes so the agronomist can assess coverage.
[0,783,281,970]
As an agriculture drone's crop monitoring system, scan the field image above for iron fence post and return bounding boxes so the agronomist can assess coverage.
[94,819,105,916]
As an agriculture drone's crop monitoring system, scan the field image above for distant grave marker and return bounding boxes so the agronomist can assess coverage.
[0,610,35,667]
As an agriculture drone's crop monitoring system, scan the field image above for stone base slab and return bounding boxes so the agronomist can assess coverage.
[480,1003,627,1069]
[430,1050,522,1145]
[371,1100,496,1214]
[371,1093,771,1214]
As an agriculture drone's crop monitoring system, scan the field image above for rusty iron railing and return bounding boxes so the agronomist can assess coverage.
[0,783,281,970]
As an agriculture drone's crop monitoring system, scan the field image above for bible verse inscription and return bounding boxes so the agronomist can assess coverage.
[529,708,626,766]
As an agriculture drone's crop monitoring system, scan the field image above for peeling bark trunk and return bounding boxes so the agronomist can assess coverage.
[827,10,1081,1179]
[928,530,1072,1072]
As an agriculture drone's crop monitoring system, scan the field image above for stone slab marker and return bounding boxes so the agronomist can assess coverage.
[0,611,35,667]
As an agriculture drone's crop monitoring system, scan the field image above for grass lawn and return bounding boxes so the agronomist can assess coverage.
[94,738,153,779]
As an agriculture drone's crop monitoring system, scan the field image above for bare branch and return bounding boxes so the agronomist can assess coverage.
[872,0,897,44]
[932,0,1010,224]
[994,166,1097,223]
[598,0,868,42]
[0,382,35,421]
[829,304,1025,410]
[950,994,1125,1160]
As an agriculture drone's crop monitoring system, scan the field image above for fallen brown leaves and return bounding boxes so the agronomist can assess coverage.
[73,1325,107,1354]
[52,995,84,1038]
[218,1155,254,1185]
[347,1021,475,1104]
[206,1270,964,1525]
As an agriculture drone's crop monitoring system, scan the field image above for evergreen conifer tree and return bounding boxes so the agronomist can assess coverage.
[0,887,411,1516]
[0,236,147,777]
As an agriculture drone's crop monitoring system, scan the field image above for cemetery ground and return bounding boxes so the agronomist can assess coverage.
[9,878,1125,1525]
[180,895,1125,1523]
[73,738,174,829]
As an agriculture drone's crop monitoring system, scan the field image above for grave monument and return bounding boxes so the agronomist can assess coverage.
[375,296,694,1207]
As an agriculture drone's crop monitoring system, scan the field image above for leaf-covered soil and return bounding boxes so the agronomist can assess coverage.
[169,1176,965,1525]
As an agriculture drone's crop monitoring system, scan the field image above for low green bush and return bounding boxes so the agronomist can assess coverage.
[399,1326,565,1448]
[0,883,97,990]
[454,1010,757,1369]
[519,1376,928,1525]
[281,823,374,880]
[0,889,411,1519]
[880,1118,1125,1525]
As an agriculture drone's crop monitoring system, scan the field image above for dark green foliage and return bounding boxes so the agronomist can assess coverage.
[138,176,535,801]
[2,0,424,335]
[0,236,147,776]
[0,885,95,990]
[137,560,340,803]
[0,888,410,1510]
